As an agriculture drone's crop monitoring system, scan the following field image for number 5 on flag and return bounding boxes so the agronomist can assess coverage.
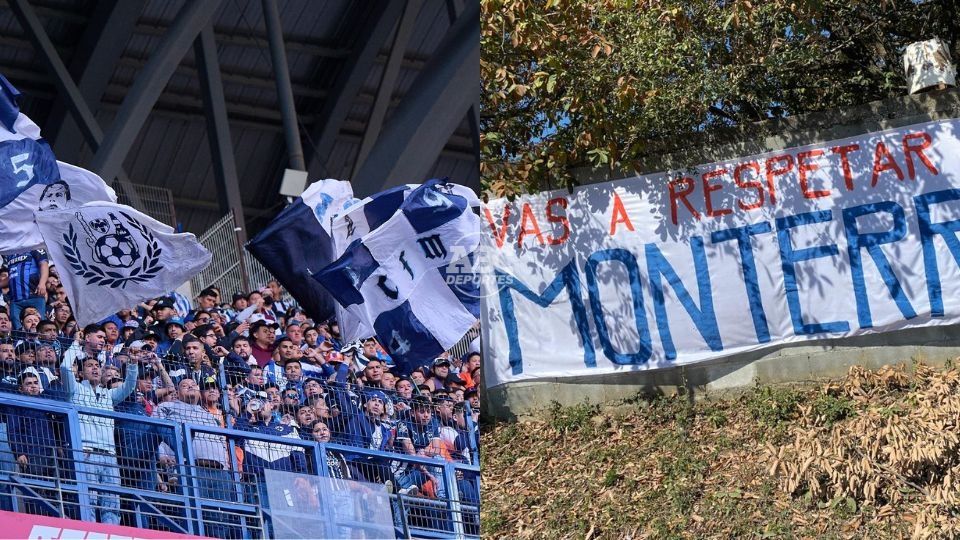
[10,152,33,187]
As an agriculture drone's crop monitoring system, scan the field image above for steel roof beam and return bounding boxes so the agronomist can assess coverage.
[351,1,479,197]
[261,0,304,171]
[47,0,145,162]
[446,0,480,159]
[305,1,406,177]
[89,0,222,187]
[7,0,145,209]
[194,23,246,245]
[351,0,421,179]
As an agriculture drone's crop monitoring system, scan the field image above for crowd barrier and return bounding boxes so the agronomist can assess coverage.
[0,393,479,538]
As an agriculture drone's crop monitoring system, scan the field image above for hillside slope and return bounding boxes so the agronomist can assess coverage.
[482,362,960,539]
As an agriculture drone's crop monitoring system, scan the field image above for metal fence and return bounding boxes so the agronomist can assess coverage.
[190,212,276,299]
[0,394,479,538]
[111,181,178,230]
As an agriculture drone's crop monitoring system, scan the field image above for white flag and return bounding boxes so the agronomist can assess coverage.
[0,158,116,255]
[314,180,481,370]
[36,202,211,325]
[301,178,356,235]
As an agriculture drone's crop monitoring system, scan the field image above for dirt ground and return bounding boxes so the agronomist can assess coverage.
[482,361,960,539]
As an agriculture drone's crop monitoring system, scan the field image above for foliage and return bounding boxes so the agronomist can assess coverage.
[809,392,857,426]
[547,399,600,432]
[481,0,960,196]
[744,383,802,427]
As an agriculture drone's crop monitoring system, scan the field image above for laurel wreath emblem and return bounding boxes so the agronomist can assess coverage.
[62,211,163,289]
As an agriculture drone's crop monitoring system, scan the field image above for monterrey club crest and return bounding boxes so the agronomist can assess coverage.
[62,211,162,289]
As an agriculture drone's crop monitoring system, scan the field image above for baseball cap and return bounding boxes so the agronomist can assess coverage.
[165,317,186,330]
[464,387,478,398]
[445,373,466,387]
[364,389,388,404]
[123,320,140,329]
[153,297,175,310]
[432,357,451,368]
[434,393,454,403]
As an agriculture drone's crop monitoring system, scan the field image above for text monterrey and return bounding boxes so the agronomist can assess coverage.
[481,119,960,384]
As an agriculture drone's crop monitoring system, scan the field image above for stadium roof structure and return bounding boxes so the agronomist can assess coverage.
[0,0,479,239]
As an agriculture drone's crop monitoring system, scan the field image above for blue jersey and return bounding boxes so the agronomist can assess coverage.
[5,249,46,301]
[396,417,441,451]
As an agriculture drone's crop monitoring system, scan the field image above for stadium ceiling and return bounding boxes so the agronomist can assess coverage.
[0,0,479,237]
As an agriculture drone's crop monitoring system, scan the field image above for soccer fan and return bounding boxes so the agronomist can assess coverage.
[360,357,387,390]
[226,292,248,321]
[102,321,121,357]
[9,372,62,515]
[189,288,219,321]
[284,321,304,347]
[460,352,481,388]
[60,348,138,525]
[249,318,278,367]
[157,317,186,356]
[0,338,17,390]
[63,324,108,371]
[1,247,49,330]
[360,337,392,368]
[294,403,317,433]
[394,395,443,497]
[0,311,11,340]
[266,280,291,315]
[235,366,266,405]
[426,358,451,392]
[302,377,324,403]
[310,422,362,481]
[234,396,307,505]
[152,377,235,537]
[51,302,72,335]
[329,363,394,482]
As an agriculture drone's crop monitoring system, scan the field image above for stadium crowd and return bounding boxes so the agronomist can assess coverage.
[0,247,481,534]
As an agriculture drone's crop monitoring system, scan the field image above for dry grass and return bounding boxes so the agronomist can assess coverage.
[482,361,960,539]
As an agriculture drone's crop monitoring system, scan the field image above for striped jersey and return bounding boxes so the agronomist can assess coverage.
[5,248,46,301]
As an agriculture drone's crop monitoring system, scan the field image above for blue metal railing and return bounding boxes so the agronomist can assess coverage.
[0,393,480,539]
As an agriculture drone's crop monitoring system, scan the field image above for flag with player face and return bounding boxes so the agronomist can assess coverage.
[0,75,115,255]
[35,202,211,325]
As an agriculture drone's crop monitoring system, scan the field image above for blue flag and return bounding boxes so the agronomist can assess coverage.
[315,179,481,374]
[245,179,354,321]
[0,75,61,211]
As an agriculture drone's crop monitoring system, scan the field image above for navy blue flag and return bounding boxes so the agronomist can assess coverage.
[245,179,355,321]
[316,179,481,374]
[0,75,61,210]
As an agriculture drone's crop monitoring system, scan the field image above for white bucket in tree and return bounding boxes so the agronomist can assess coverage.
[903,38,956,94]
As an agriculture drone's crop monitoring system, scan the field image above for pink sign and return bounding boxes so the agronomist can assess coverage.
[0,510,209,539]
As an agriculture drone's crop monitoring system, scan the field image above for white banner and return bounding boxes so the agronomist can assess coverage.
[36,202,212,325]
[481,118,960,387]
